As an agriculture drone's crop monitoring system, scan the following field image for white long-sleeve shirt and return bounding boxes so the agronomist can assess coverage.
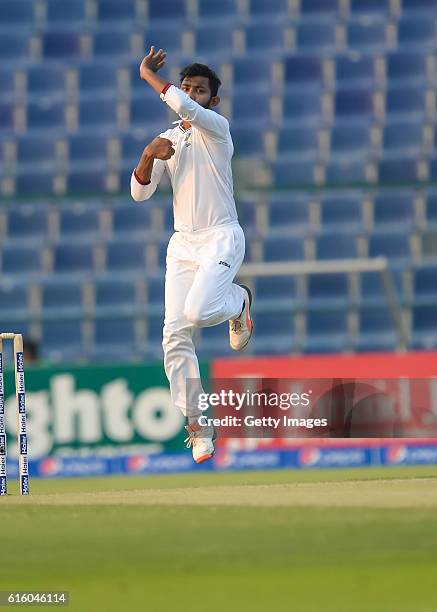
[131,85,238,233]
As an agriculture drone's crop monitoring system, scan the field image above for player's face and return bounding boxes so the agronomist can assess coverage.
[180,76,214,108]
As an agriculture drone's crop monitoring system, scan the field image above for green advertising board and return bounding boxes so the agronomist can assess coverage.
[2,361,209,460]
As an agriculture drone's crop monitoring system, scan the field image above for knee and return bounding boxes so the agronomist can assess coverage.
[183,300,207,327]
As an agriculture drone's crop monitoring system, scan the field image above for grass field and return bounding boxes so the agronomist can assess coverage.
[2,467,437,611]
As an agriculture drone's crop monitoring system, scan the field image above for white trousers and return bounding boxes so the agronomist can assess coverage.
[162,222,246,418]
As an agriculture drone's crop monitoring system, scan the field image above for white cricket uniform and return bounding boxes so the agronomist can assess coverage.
[131,84,245,418]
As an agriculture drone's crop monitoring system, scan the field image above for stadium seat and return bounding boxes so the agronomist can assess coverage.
[346,19,387,50]
[197,0,240,20]
[93,30,132,57]
[78,63,119,95]
[263,236,305,261]
[299,0,339,18]
[68,134,108,163]
[106,240,147,272]
[93,317,137,360]
[15,171,56,195]
[112,204,151,236]
[232,93,272,123]
[252,312,294,345]
[296,22,336,50]
[359,270,403,307]
[53,244,95,274]
[373,192,416,230]
[378,158,418,183]
[267,196,310,234]
[59,205,101,240]
[148,0,187,22]
[402,0,437,14]
[41,281,84,316]
[305,310,349,353]
[1,245,43,276]
[232,58,274,92]
[350,0,391,14]
[254,276,297,310]
[0,1,35,29]
[16,135,57,165]
[386,52,428,84]
[398,17,437,47]
[283,90,322,122]
[308,274,349,307]
[130,95,169,127]
[272,160,315,186]
[0,69,15,102]
[0,33,30,59]
[67,169,107,194]
[0,284,29,317]
[7,207,49,240]
[412,305,437,349]
[277,126,319,158]
[147,277,165,307]
[97,0,136,22]
[0,102,14,130]
[248,0,288,18]
[330,123,372,158]
[94,279,137,315]
[413,265,437,302]
[325,159,369,184]
[26,65,66,99]
[284,56,324,87]
[45,0,86,24]
[383,120,424,156]
[357,307,397,351]
[194,24,235,54]
[368,233,411,262]
[335,54,376,87]
[144,25,183,55]
[335,87,374,118]
[41,319,84,362]
[315,234,358,259]
[425,192,437,225]
[385,85,426,117]
[232,126,265,156]
[27,100,65,130]
[42,32,82,59]
[79,98,118,128]
[245,22,286,52]
[319,194,363,230]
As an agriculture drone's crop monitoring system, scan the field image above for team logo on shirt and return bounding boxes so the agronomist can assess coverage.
[184,133,192,147]
[219,260,231,268]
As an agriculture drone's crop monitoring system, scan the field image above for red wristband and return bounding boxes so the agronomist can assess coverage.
[161,82,172,95]
[134,169,151,186]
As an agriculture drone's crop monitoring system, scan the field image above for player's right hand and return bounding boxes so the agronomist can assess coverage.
[146,137,175,161]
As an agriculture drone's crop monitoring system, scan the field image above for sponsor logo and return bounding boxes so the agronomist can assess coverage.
[0,476,6,495]
[219,260,231,269]
[16,352,24,373]
[300,447,368,468]
[39,457,61,476]
[16,374,25,394]
[19,434,27,455]
[299,448,321,467]
[21,475,29,495]
[386,445,407,464]
[215,450,282,470]
[126,455,150,473]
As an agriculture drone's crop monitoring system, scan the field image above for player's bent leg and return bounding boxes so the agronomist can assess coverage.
[229,284,254,351]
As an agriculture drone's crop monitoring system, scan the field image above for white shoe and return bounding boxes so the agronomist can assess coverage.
[229,285,253,351]
[184,423,217,464]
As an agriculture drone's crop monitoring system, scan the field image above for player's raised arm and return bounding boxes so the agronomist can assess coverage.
[140,48,228,142]
[131,136,174,202]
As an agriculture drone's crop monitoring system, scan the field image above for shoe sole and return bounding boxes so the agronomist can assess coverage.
[234,284,254,351]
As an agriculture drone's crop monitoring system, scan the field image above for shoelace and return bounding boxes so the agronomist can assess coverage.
[184,427,198,449]
[230,319,242,333]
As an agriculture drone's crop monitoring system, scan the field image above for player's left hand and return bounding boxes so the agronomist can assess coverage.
[140,46,167,77]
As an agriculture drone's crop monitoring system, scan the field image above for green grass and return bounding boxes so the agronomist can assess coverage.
[1,467,437,612]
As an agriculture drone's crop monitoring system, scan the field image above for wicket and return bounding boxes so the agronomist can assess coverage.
[0,333,29,496]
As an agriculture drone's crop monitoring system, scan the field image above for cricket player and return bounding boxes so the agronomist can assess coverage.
[131,47,253,464]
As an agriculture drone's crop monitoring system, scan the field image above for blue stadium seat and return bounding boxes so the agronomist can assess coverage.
[121,132,154,167]
[402,0,437,14]
[273,160,315,186]
[277,126,319,158]
[305,310,349,352]
[232,126,265,156]
[112,205,151,236]
[357,307,397,351]
[68,134,108,163]
[0,102,14,130]
[335,87,374,118]
[386,52,428,84]
[27,100,65,130]
[359,270,403,306]
[26,65,66,99]
[373,192,416,230]
[43,32,82,59]
[147,315,165,342]
[378,158,418,183]
[0,284,28,317]
[232,93,271,123]
[1,245,43,276]
[320,194,363,230]
[245,22,285,52]
[147,277,164,306]
[267,196,310,234]
[330,123,371,158]
[95,279,137,315]
[308,274,349,307]
[41,320,84,362]
[144,25,184,54]
[67,170,107,193]
[0,1,35,29]
[7,207,49,240]
[53,244,95,274]
[248,0,288,18]
[41,281,84,316]
[237,200,257,233]
[0,33,30,59]
[316,234,358,259]
[232,58,274,91]
[398,17,436,47]
[252,313,294,345]
[368,233,411,262]
[383,120,423,156]
[79,98,117,128]
[350,0,391,14]
[300,0,339,18]
[97,0,136,21]
[386,85,425,117]
[195,24,235,54]
[347,19,387,50]
[335,54,376,87]
[263,236,305,261]
[16,135,56,165]
[197,0,240,20]
[254,276,296,309]
[106,240,146,272]
[93,30,132,57]
[0,69,15,101]
[78,63,119,94]
[426,192,437,225]
[59,205,101,239]
[325,159,368,184]
[149,0,187,21]
[284,56,324,87]
[296,22,336,50]
[93,317,137,360]
[282,90,322,122]
[413,265,437,302]
[412,305,437,349]
[45,0,86,24]
[130,95,169,127]
[15,171,56,195]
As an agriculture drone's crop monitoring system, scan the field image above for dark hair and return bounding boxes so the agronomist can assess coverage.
[180,63,221,97]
